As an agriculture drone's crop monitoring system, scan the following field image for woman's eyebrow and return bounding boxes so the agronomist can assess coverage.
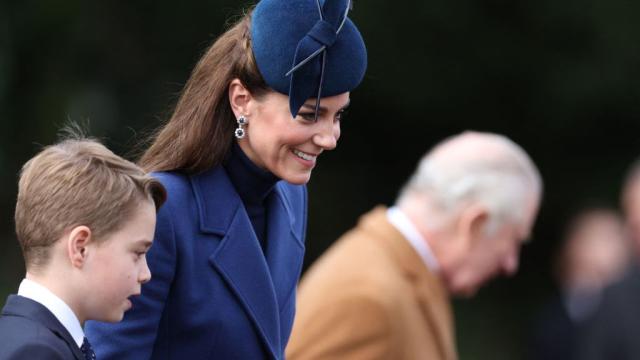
[301,99,351,113]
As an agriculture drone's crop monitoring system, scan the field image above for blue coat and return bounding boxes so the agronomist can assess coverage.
[0,295,84,360]
[85,166,307,359]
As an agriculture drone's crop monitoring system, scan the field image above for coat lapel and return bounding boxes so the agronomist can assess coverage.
[413,268,456,360]
[264,183,305,308]
[192,168,281,359]
[2,295,84,360]
[392,225,456,360]
[363,207,457,360]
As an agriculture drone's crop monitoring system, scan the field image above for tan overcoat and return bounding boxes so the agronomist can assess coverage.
[286,206,457,360]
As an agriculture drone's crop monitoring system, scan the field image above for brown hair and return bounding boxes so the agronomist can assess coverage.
[15,133,166,272]
[139,11,269,173]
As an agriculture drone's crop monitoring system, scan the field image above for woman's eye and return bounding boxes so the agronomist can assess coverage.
[335,110,346,122]
[298,113,317,122]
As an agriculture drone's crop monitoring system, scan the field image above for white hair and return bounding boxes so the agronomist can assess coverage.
[397,131,542,233]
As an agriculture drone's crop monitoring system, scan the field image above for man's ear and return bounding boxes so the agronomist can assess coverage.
[456,204,490,250]
[66,225,92,269]
[228,78,254,118]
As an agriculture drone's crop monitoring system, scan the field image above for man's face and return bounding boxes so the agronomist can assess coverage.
[441,198,539,297]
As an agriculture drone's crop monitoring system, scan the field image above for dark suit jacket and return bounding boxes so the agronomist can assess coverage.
[0,295,84,360]
[530,295,577,360]
[577,263,640,360]
[85,166,307,360]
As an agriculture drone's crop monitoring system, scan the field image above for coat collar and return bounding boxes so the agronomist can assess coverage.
[190,166,302,359]
[190,166,300,239]
[2,295,84,360]
[360,206,457,360]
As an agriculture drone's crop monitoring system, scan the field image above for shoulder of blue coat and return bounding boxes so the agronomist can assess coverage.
[150,171,193,204]
[151,171,188,190]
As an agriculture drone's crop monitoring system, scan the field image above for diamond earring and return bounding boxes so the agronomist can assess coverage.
[235,115,247,139]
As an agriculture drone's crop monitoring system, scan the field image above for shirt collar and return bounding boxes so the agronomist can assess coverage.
[18,278,85,347]
[387,206,440,272]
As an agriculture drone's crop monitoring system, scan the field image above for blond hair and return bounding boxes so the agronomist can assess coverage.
[15,133,166,272]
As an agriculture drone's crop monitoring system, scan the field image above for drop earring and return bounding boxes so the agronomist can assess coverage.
[235,115,247,139]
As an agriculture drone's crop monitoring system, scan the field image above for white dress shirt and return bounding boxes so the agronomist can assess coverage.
[387,206,440,272]
[18,278,85,347]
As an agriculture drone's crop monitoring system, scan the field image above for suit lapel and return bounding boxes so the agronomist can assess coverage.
[2,295,84,360]
[192,168,281,359]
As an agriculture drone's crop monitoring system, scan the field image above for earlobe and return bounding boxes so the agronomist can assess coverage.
[67,226,92,268]
[228,78,253,118]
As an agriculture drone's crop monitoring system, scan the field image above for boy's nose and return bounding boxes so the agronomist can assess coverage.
[139,257,152,284]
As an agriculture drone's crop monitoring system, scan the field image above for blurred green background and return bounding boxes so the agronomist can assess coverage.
[2,0,640,358]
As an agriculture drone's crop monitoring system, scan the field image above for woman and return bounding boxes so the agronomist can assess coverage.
[85,0,367,359]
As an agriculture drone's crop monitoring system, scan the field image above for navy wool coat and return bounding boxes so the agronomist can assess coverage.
[85,166,307,359]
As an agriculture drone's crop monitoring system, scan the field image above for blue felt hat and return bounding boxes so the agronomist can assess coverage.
[251,0,367,117]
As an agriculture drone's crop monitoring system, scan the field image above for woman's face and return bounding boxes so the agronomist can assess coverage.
[238,91,349,185]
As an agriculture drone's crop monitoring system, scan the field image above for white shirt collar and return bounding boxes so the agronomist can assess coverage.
[18,278,85,347]
[387,206,440,272]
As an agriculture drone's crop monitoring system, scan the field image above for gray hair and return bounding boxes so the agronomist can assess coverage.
[397,131,542,233]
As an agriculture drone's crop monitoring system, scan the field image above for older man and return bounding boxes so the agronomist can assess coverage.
[286,132,543,360]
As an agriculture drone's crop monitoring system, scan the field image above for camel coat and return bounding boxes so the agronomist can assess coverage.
[286,206,457,360]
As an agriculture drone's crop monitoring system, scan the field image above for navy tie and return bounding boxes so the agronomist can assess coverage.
[81,337,96,360]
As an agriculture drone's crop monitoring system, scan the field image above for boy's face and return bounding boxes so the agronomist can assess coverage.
[83,200,156,322]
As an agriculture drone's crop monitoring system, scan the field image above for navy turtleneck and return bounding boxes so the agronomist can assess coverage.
[224,142,279,251]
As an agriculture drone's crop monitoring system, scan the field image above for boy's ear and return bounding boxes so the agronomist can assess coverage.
[66,225,92,268]
[228,78,254,118]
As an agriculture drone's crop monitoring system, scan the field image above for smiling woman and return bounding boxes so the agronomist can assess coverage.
[83,0,367,359]
[233,86,350,184]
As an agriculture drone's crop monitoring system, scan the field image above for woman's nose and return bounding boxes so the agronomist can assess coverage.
[313,121,339,150]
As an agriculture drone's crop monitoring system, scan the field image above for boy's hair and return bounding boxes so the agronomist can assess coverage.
[15,132,166,272]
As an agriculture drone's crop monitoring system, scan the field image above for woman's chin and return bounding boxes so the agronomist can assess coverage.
[281,171,312,185]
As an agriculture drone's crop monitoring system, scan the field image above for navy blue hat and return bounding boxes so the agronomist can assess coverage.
[251,0,367,117]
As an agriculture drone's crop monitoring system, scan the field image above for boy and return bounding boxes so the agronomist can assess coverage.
[0,133,166,359]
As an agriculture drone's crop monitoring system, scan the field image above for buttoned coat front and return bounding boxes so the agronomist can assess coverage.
[85,166,307,360]
[286,206,457,360]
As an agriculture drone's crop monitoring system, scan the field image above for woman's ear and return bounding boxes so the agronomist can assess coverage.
[66,225,92,269]
[228,79,253,118]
